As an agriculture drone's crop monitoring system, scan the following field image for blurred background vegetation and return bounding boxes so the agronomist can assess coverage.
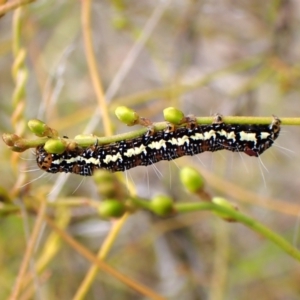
[1,0,300,299]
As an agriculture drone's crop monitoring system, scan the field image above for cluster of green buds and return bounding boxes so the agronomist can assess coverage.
[114,106,238,220]
[2,106,239,222]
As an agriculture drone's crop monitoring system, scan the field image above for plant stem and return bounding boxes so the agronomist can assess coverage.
[175,202,300,262]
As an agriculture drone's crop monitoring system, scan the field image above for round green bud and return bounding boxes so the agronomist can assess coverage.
[179,167,205,193]
[28,119,58,138]
[151,195,173,216]
[28,119,48,137]
[163,107,185,125]
[44,139,66,154]
[98,199,125,218]
[115,106,139,126]
[212,197,237,221]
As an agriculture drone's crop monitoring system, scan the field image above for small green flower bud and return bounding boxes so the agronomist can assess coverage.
[180,167,205,193]
[115,106,139,126]
[212,197,238,222]
[44,139,66,154]
[163,107,185,125]
[28,119,58,137]
[28,119,47,136]
[98,199,125,218]
[151,195,173,216]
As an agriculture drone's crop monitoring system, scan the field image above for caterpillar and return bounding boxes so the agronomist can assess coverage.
[36,115,281,176]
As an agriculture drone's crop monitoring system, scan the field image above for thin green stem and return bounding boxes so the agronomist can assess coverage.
[130,197,153,210]
[4,116,300,151]
[175,202,300,262]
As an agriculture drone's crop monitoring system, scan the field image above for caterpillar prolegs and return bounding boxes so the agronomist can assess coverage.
[36,115,281,176]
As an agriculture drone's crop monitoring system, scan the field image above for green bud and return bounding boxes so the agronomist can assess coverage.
[212,197,238,222]
[28,119,58,137]
[44,139,66,154]
[98,199,125,218]
[151,195,173,216]
[28,119,47,136]
[163,107,185,125]
[179,167,205,193]
[115,106,139,126]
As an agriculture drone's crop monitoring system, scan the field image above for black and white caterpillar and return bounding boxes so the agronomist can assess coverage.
[36,115,281,176]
